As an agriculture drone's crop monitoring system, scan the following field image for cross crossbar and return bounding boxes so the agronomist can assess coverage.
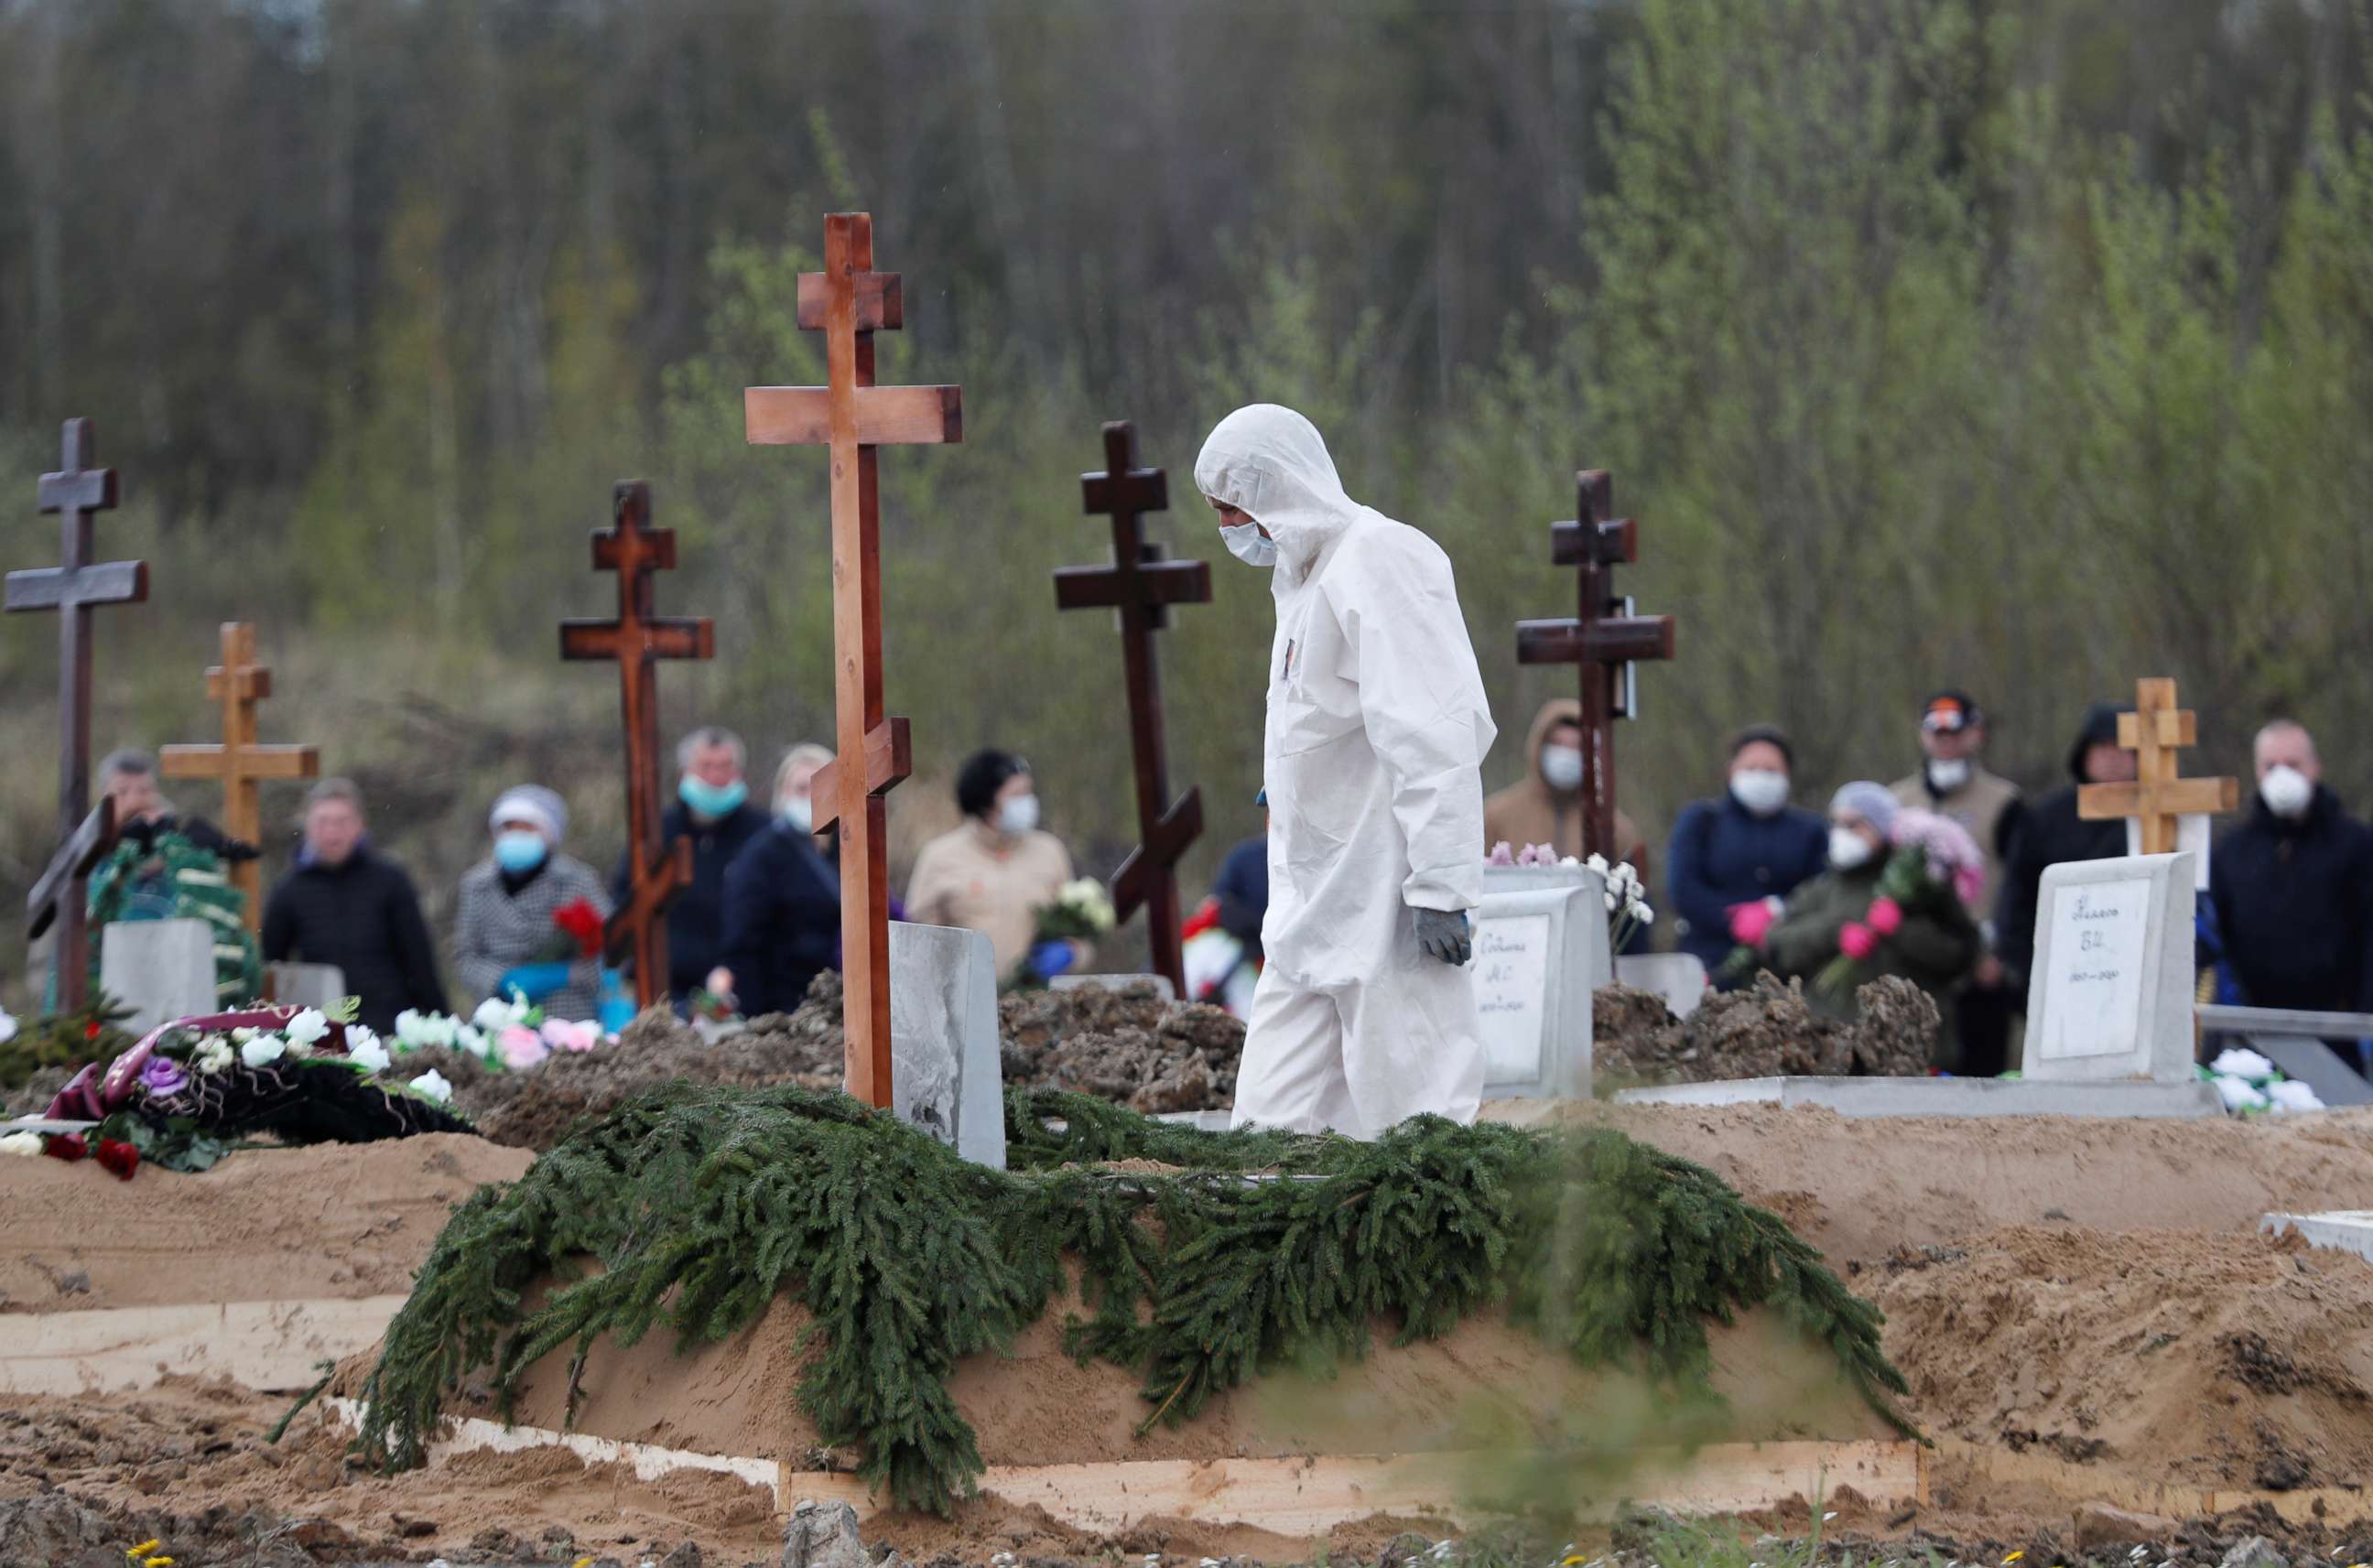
[158,622,320,932]
[2077,676,2240,857]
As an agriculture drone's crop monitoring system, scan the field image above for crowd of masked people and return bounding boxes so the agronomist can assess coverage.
[81,731,1092,1033]
[1479,691,2373,1076]
[83,688,2373,1069]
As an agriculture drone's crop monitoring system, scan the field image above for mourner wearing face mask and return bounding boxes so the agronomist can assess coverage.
[612,725,771,1008]
[454,784,612,1018]
[1483,699,1652,912]
[1665,726,1830,974]
[905,749,1086,977]
[1755,782,1982,1028]
[2207,721,2373,1028]
[1890,691,2024,1073]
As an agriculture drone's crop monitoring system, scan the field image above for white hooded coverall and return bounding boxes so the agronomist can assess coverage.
[1194,405,1498,1140]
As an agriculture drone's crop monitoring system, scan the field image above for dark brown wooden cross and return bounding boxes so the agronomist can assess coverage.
[560,481,713,1011]
[744,212,962,1108]
[160,622,321,931]
[5,418,147,1008]
[1055,421,1210,995]
[1515,469,1675,861]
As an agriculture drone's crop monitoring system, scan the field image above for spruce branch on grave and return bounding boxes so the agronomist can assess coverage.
[355,1083,1913,1520]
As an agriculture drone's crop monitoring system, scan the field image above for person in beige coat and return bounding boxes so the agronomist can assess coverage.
[905,749,1081,976]
[1890,690,2024,1075]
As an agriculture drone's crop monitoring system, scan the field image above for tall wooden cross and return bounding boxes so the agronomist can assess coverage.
[5,417,146,1005]
[160,622,322,931]
[2078,677,2239,855]
[559,481,713,1010]
[744,212,963,1108]
[27,798,119,1011]
[1055,421,1211,995]
[1514,469,1675,860]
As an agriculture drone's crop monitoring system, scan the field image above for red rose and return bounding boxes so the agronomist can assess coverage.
[85,1021,102,1040]
[93,1139,140,1181]
[43,1133,88,1162]
[553,899,606,959]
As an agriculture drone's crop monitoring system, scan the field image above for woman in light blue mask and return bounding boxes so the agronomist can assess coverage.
[453,784,613,1021]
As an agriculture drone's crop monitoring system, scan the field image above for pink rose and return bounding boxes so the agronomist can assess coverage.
[1865,897,1903,937]
[1486,842,1517,868]
[1728,901,1777,947]
[1837,922,1878,961]
[499,1024,550,1071]
[541,1018,600,1054]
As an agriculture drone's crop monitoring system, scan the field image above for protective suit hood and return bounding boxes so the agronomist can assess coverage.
[1194,404,1366,579]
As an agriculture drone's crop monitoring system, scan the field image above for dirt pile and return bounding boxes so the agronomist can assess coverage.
[405,975,1248,1149]
[0,1132,531,1314]
[1593,973,1937,1083]
[1867,1223,2373,1490]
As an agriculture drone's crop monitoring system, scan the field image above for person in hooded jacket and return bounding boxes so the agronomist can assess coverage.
[2208,720,2373,1021]
[1664,727,1829,974]
[709,744,843,1018]
[1485,698,1652,874]
[612,726,769,1007]
[1993,701,2135,988]
[1196,403,1496,1140]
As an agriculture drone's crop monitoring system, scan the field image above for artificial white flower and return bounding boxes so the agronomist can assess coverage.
[1585,853,1609,875]
[1612,861,1639,890]
[0,1130,42,1158]
[0,1008,17,1047]
[1603,889,1620,912]
[283,1009,330,1048]
[231,1027,259,1044]
[195,1036,235,1076]
[240,1034,287,1069]
[1638,907,1656,925]
[472,997,519,1033]
[408,1068,454,1104]
[345,1027,391,1075]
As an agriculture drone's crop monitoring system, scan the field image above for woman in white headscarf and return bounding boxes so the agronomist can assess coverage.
[1195,404,1498,1139]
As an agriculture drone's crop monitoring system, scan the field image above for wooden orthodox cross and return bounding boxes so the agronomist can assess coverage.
[160,622,321,931]
[5,418,146,1007]
[1055,422,1210,995]
[559,481,713,1010]
[2078,677,2239,855]
[1515,469,1675,861]
[743,212,962,1108]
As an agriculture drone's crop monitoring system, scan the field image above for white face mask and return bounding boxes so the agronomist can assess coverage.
[1221,521,1278,568]
[1729,769,1791,818]
[1540,743,1585,793]
[1925,757,1972,794]
[779,795,815,834]
[2261,763,2314,820]
[1830,826,1877,870]
[998,794,1042,837]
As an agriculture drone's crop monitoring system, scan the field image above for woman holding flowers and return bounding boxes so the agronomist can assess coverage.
[1751,782,1983,1063]
[453,784,612,1022]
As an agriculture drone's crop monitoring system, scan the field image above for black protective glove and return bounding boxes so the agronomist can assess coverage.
[1412,906,1473,967]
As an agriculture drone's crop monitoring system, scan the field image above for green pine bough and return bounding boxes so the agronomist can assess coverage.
[356,1085,1912,1517]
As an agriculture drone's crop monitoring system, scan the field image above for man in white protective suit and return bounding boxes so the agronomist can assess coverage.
[1194,404,1497,1139]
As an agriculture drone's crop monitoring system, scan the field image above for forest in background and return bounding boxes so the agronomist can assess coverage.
[5,0,2373,1006]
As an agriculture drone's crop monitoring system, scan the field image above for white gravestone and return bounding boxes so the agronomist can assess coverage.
[99,919,217,1036]
[1473,866,1611,1100]
[268,961,346,1011]
[1614,953,1708,1020]
[2021,851,2196,1083]
[887,922,1006,1168]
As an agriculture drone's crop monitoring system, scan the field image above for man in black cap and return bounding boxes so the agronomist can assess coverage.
[1891,692,2024,1073]
[1994,702,2136,1004]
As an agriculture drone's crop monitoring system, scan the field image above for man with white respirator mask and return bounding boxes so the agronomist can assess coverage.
[2207,720,2373,1034]
[1195,403,1497,1139]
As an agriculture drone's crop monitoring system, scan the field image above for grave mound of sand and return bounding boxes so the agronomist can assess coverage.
[0,1132,531,1315]
[1594,972,1937,1083]
[1869,1223,2373,1490]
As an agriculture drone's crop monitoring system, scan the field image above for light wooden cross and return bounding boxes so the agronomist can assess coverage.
[1515,469,1675,860]
[1055,421,1210,996]
[559,481,713,1010]
[2077,677,2239,855]
[744,212,963,1108]
[161,622,321,930]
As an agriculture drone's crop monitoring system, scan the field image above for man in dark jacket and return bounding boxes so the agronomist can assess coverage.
[261,779,447,1033]
[615,726,769,1006]
[1993,702,2134,986]
[2209,721,2373,1018]
[1666,726,1830,972]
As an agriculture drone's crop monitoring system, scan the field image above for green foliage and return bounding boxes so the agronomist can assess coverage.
[93,1109,232,1174]
[358,1083,1910,1519]
[0,992,135,1091]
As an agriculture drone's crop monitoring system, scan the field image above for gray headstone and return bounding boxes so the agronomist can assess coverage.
[99,920,217,1036]
[268,961,346,1011]
[1473,865,1610,1100]
[1613,952,1707,1019]
[887,922,1006,1168]
[2021,851,2196,1084]
[1049,973,1176,1000]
